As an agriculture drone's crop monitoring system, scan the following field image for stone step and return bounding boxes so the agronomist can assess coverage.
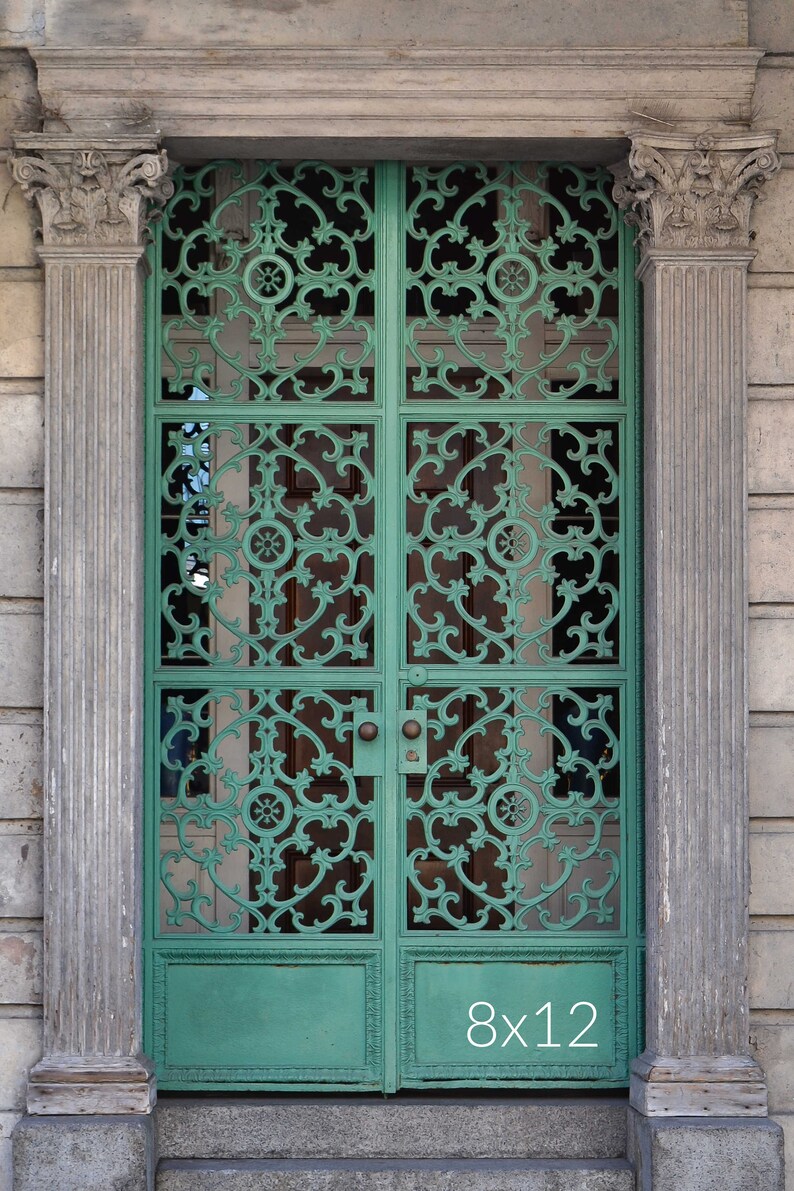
[156,1157,636,1191]
[156,1097,628,1161]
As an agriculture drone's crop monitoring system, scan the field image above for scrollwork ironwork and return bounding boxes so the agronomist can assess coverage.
[406,686,621,932]
[159,687,375,934]
[160,420,376,666]
[406,162,619,401]
[406,420,619,664]
[161,160,375,402]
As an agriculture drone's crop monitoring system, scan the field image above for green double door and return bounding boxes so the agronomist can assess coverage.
[145,160,642,1090]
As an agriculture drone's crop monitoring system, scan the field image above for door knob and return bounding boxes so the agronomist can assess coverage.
[402,719,422,740]
[357,720,379,742]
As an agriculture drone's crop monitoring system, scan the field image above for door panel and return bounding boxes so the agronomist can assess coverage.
[146,159,641,1090]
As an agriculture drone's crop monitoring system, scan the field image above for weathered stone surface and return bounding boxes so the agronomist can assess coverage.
[0,279,43,379]
[0,826,41,918]
[0,930,41,1004]
[750,832,794,915]
[13,1115,154,1191]
[0,1017,41,1111]
[749,932,794,1009]
[0,493,43,599]
[749,397,794,493]
[40,0,747,48]
[749,0,794,52]
[628,1111,784,1191]
[0,1112,22,1191]
[751,1022,794,1112]
[0,715,42,820]
[0,164,37,267]
[750,720,794,817]
[770,1112,794,1191]
[748,288,794,386]
[0,49,37,148]
[749,506,794,602]
[0,603,42,708]
[157,1099,628,1161]
[0,393,43,487]
[156,1158,635,1191]
[0,5,43,49]
[750,619,794,710]
[755,62,794,156]
[750,167,794,274]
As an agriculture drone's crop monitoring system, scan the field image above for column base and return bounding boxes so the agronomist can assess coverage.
[631,1051,768,1117]
[13,1114,155,1191]
[26,1056,156,1115]
[628,1108,784,1191]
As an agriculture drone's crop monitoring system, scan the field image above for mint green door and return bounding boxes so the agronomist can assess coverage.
[144,161,642,1090]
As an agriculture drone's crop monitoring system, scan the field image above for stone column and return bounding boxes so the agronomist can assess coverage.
[613,132,785,1188]
[8,137,172,1122]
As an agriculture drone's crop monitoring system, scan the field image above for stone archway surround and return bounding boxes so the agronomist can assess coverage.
[6,44,787,1190]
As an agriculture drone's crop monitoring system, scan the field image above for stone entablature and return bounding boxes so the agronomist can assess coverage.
[25,47,762,157]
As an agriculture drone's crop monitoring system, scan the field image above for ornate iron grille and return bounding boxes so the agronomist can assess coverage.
[145,161,642,1091]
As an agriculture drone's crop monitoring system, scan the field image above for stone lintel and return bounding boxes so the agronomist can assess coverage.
[26,1057,157,1116]
[27,45,762,150]
[631,1054,768,1118]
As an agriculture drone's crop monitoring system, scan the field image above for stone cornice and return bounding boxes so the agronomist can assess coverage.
[30,45,765,67]
[612,130,781,252]
[10,135,173,247]
[25,46,763,151]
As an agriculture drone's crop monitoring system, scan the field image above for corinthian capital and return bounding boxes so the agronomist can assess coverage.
[611,130,780,252]
[10,134,174,247]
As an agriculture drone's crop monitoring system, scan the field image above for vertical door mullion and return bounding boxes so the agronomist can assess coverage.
[377,160,405,1092]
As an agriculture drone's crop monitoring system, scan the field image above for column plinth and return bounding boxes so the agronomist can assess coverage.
[10,135,172,1116]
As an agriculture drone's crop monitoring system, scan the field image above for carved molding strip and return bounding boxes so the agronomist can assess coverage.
[10,136,173,246]
[612,130,780,251]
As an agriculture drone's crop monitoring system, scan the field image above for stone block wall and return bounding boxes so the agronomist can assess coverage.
[0,47,44,1191]
[747,11,794,1183]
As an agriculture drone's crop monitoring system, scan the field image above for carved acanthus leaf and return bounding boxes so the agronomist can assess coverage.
[611,132,780,251]
[10,146,174,246]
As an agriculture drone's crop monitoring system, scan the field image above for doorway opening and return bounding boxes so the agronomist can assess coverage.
[144,160,643,1091]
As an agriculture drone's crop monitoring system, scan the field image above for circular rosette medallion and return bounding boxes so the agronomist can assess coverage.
[243,519,292,569]
[243,253,294,304]
[488,783,540,836]
[487,253,539,304]
[487,517,539,568]
[242,786,293,837]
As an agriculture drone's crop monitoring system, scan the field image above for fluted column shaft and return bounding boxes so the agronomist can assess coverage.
[613,130,780,1117]
[638,248,762,1112]
[10,136,172,1114]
